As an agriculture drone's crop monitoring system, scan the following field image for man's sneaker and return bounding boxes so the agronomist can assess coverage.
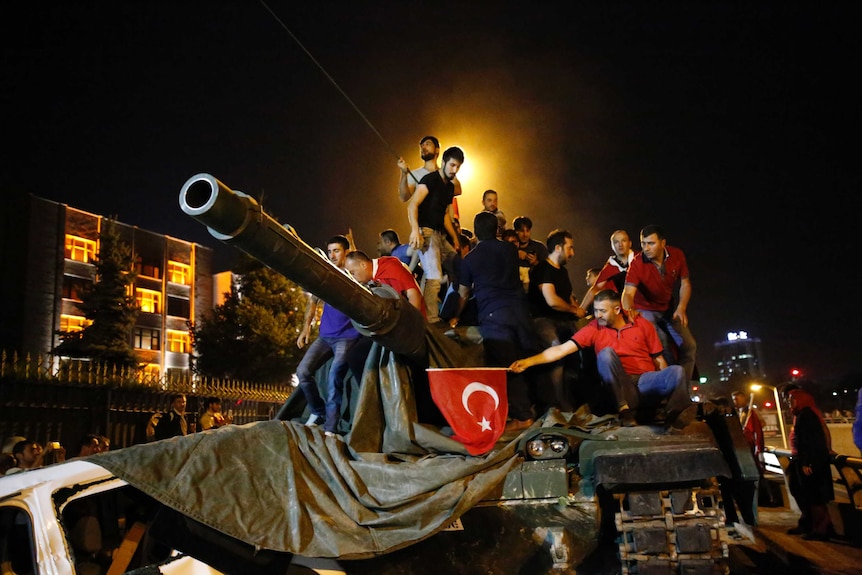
[304,414,322,427]
[324,431,336,437]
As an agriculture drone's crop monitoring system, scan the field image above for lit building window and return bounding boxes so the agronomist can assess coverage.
[65,235,97,263]
[136,288,162,314]
[136,363,161,383]
[134,327,160,350]
[167,330,190,353]
[168,261,191,285]
[60,314,91,332]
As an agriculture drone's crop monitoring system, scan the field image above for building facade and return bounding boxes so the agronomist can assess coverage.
[714,330,766,383]
[1,193,213,379]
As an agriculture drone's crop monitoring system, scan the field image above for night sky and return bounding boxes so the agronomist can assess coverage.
[3,2,858,384]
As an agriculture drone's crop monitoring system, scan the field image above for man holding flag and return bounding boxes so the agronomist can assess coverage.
[448,211,539,434]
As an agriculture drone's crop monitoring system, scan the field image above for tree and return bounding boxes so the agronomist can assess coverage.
[193,254,309,383]
[54,219,139,368]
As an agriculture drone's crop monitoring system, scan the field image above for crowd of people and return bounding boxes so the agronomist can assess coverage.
[2,394,233,475]
[290,134,702,437]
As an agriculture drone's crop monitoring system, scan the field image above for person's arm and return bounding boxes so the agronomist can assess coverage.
[509,340,579,373]
[448,284,472,328]
[397,157,418,202]
[540,283,582,316]
[653,354,669,371]
[674,277,692,326]
[621,284,639,318]
[443,204,461,251]
[578,280,608,313]
[297,295,320,349]
[404,287,423,312]
[452,176,462,197]
[407,184,429,249]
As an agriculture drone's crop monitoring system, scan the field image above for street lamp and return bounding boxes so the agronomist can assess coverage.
[750,383,787,448]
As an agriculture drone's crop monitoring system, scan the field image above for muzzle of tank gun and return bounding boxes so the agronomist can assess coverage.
[179,173,427,359]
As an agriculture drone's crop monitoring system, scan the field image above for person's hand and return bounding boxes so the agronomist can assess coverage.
[397,157,409,174]
[673,307,688,326]
[573,306,587,319]
[409,229,422,250]
[46,443,66,464]
[509,360,528,373]
[525,252,538,266]
[448,317,459,329]
[297,329,310,349]
[802,464,813,476]
[625,308,640,319]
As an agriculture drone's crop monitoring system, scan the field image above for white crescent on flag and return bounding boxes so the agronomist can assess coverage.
[461,382,500,415]
[427,367,509,455]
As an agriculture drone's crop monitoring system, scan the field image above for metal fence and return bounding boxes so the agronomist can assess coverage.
[0,350,293,453]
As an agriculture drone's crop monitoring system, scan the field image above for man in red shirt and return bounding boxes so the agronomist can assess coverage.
[579,229,635,314]
[344,250,425,317]
[622,225,697,384]
[510,289,692,427]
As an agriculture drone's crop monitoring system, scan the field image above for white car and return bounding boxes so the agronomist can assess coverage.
[0,459,342,575]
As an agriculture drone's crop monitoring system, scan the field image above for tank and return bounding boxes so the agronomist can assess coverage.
[91,173,760,575]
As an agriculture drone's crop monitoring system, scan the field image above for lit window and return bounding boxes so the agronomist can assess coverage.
[167,330,190,353]
[167,261,191,285]
[134,327,160,350]
[65,235,97,263]
[138,363,161,382]
[136,288,162,313]
[60,314,91,332]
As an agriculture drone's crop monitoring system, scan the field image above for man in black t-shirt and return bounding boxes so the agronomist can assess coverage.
[407,146,464,323]
[527,229,587,411]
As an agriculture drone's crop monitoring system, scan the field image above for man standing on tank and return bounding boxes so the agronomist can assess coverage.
[407,146,464,323]
[296,235,362,436]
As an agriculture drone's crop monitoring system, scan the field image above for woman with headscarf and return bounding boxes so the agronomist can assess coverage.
[786,387,834,540]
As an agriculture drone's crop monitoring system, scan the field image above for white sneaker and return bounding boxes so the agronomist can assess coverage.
[304,414,322,427]
[324,431,335,437]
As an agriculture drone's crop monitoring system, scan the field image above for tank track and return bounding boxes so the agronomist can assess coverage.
[615,482,730,575]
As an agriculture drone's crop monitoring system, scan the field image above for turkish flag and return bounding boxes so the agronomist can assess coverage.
[427,367,509,455]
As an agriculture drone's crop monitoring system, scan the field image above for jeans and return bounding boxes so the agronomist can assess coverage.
[596,347,690,415]
[416,227,456,322]
[296,336,360,432]
[480,305,539,421]
[637,309,697,383]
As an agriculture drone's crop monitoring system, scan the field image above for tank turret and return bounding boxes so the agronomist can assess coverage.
[179,173,426,360]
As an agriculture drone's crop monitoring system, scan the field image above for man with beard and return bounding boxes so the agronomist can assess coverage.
[527,229,586,411]
[396,135,462,203]
[407,146,464,323]
[579,229,635,314]
[511,289,691,428]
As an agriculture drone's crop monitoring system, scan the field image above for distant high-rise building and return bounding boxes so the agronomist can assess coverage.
[714,330,765,382]
[1,192,213,379]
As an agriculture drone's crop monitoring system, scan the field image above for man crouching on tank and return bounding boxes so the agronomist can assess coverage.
[510,289,692,428]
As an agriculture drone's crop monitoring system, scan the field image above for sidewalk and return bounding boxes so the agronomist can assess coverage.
[730,506,862,575]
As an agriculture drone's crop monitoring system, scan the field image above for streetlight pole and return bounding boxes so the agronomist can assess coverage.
[751,383,787,448]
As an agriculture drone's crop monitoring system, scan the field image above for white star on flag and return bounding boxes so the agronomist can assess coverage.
[478,417,492,431]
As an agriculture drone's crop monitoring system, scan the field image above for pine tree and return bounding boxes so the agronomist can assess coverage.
[193,254,309,383]
[54,219,139,368]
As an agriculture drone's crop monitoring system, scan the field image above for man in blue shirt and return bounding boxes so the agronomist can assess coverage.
[296,235,361,436]
[449,211,539,432]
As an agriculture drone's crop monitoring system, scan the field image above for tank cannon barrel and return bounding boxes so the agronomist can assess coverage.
[179,173,426,358]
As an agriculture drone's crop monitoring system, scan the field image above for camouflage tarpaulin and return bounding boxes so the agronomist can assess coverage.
[92,336,522,559]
